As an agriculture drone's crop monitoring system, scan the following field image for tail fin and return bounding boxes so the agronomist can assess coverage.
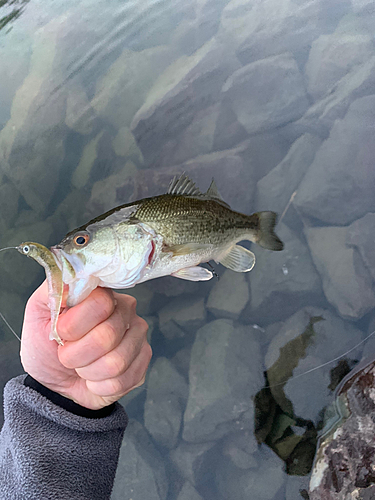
[256,212,284,251]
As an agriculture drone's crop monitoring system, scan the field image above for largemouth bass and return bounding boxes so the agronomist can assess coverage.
[17,242,64,345]
[51,174,283,308]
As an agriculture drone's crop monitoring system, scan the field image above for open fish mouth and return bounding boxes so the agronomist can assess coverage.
[50,246,82,282]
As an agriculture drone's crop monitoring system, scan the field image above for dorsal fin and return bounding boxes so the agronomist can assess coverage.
[168,173,202,196]
[205,178,231,208]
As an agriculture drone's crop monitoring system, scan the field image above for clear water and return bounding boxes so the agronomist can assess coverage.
[1,0,375,498]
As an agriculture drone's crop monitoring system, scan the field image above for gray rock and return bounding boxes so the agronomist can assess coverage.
[247,223,322,323]
[206,270,249,320]
[92,45,177,130]
[183,319,263,443]
[309,360,375,500]
[110,148,255,215]
[170,441,216,485]
[305,32,373,101]
[144,358,188,449]
[265,307,363,423]
[112,127,144,165]
[215,445,285,500]
[71,131,105,190]
[65,84,98,135]
[293,55,375,140]
[219,0,346,65]
[0,181,19,233]
[285,475,310,500]
[256,133,323,214]
[222,53,309,136]
[294,95,375,225]
[111,420,168,500]
[351,0,375,13]
[304,225,375,319]
[177,481,204,500]
[346,213,375,283]
[131,39,240,167]
[158,296,206,340]
[222,430,258,469]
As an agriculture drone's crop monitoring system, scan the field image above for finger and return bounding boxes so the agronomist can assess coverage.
[58,305,134,369]
[85,342,152,397]
[74,317,149,380]
[57,287,115,341]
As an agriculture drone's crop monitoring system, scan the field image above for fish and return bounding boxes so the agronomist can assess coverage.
[50,174,284,309]
[17,242,64,345]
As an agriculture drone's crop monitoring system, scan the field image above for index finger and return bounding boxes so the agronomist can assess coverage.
[57,287,115,342]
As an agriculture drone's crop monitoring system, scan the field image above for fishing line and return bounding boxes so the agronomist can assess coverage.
[0,246,21,341]
[0,311,21,342]
[264,328,375,389]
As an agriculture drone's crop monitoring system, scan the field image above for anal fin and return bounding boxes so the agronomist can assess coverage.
[172,266,213,281]
[219,245,255,272]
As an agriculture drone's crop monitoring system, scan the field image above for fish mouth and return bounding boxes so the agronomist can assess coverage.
[51,246,82,281]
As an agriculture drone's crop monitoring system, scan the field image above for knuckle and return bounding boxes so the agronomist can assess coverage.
[94,323,117,352]
[103,351,127,378]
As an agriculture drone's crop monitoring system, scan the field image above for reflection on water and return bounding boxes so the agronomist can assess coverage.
[1,0,375,498]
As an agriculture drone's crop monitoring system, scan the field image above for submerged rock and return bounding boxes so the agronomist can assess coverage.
[111,420,168,500]
[265,307,363,423]
[222,53,309,136]
[206,270,249,320]
[294,95,375,225]
[346,212,375,283]
[304,225,375,319]
[309,359,375,499]
[144,358,188,449]
[305,32,373,101]
[247,223,322,323]
[158,296,206,340]
[170,441,216,485]
[256,133,323,215]
[183,319,263,443]
[131,40,240,167]
[176,481,204,500]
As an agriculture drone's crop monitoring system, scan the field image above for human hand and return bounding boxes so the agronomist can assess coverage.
[20,281,152,410]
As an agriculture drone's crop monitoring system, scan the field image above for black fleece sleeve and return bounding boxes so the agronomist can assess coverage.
[0,375,128,500]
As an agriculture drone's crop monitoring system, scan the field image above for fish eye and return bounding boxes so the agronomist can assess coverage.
[73,233,90,247]
[23,245,30,254]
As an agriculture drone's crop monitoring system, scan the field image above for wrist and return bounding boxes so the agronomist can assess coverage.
[24,375,116,419]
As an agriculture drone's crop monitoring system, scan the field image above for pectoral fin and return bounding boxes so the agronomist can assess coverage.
[219,245,256,272]
[172,266,213,281]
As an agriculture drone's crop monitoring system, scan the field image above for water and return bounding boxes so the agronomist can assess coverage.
[1,0,375,498]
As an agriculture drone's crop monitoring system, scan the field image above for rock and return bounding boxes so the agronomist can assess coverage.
[222,430,258,469]
[309,360,375,499]
[71,131,105,189]
[0,181,19,233]
[285,475,310,500]
[304,225,375,319]
[206,270,249,320]
[0,19,67,214]
[112,127,144,165]
[293,55,375,140]
[265,307,363,423]
[144,358,188,449]
[91,45,177,130]
[158,296,206,340]
[256,133,323,214]
[221,53,309,136]
[247,223,322,323]
[120,284,156,317]
[212,100,249,151]
[111,420,168,500]
[346,213,375,283]
[294,95,375,225]
[177,481,204,500]
[305,32,373,101]
[351,0,375,13]
[183,319,263,443]
[65,84,98,135]
[170,441,216,485]
[131,40,240,167]
[155,103,221,168]
[111,148,255,215]
[85,163,138,219]
[219,0,347,65]
[215,445,285,500]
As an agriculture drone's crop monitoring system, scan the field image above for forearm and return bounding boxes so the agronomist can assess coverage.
[0,375,128,500]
